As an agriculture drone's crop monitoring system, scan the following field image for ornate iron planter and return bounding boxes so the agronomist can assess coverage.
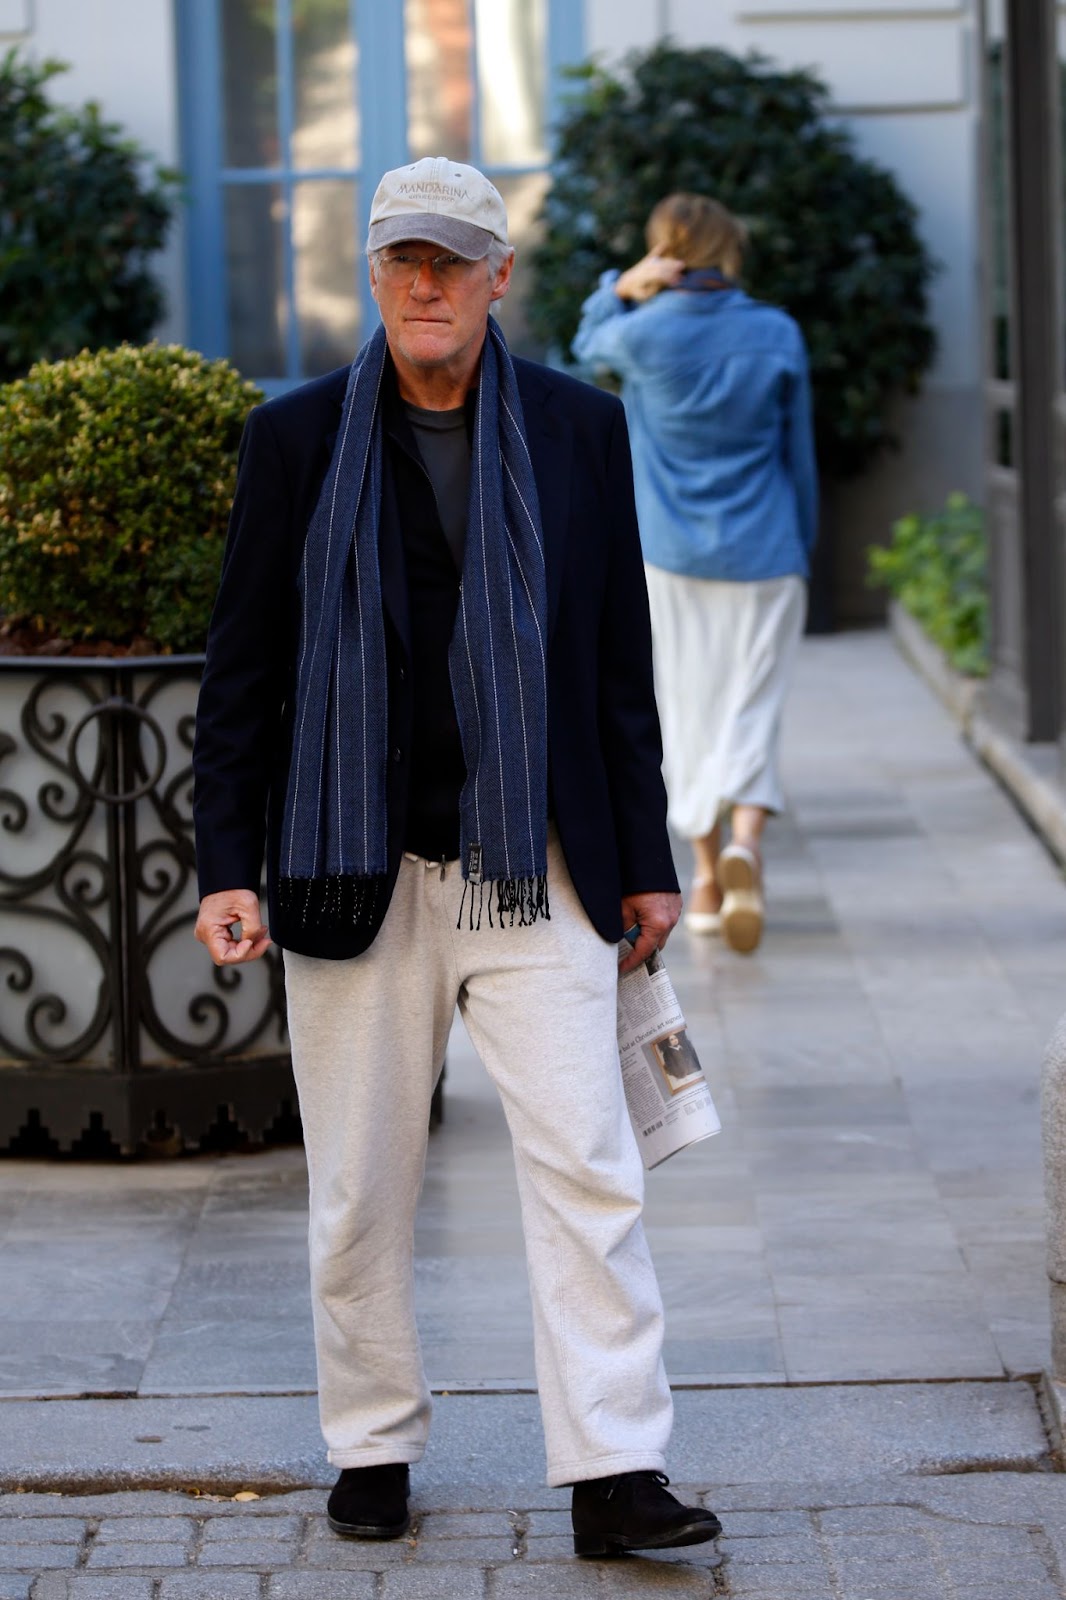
[0,655,294,1155]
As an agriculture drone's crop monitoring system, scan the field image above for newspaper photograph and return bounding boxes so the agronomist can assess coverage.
[617,947,721,1169]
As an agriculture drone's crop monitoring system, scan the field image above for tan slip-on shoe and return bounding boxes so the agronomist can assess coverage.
[717,844,764,954]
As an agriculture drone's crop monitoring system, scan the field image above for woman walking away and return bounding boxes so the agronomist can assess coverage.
[572,194,817,954]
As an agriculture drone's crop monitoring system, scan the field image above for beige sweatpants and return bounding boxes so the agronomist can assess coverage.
[283,831,674,1487]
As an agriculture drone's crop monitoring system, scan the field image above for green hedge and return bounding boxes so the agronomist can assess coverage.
[868,494,987,676]
[0,51,180,383]
[530,42,937,481]
[0,344,262,653]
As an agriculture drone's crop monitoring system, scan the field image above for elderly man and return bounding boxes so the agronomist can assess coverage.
[192,157,720,1558]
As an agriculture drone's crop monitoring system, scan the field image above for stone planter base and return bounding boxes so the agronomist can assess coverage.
[0,655,294,1157]
[0,655,451,1157]
[1,1054,299,1157]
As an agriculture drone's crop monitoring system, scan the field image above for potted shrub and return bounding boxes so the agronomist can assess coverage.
[0,344,297,1156]
[531,43,938,628]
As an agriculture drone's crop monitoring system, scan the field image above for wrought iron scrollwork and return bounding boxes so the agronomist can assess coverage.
[0,657,288,1077]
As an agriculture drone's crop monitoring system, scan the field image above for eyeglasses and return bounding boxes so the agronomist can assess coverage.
[376,252,480,288]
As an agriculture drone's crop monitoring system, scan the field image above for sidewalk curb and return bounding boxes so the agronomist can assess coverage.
[889,600,1066,867]
[890,601,1066,1449]
[1042,1373,1066,1458]
[0,1383,1052,1497]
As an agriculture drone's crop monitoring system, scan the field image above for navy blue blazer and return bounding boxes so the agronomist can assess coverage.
[193,352,678,960]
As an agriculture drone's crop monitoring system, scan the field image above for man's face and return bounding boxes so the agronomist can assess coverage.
[369,241,513,387]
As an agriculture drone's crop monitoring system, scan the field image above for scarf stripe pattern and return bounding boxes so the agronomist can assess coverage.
[280,317,549,931]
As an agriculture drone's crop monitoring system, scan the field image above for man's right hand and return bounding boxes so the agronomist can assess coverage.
[195,889,271,966]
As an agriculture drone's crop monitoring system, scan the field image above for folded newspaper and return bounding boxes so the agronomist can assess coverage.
[617,947,721,1169]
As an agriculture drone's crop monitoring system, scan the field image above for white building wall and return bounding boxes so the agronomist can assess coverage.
[0,0,185,344]
[586,0,983,617]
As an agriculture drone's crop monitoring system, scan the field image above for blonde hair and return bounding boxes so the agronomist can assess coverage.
[645,193,747,278]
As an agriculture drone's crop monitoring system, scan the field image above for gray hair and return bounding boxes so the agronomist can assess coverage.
[485,241,514,277]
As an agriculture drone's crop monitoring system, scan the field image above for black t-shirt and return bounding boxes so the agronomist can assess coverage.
[403,402,469,573]
[381,379,473,862]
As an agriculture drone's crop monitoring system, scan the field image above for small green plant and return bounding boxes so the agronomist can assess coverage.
[0,51,181,383]
[868,494,987,676]
[0,344,262,653]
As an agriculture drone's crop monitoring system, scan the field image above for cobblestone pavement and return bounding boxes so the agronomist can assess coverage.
[7,1473,1066,1600]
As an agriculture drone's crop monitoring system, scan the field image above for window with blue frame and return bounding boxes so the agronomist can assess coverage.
[179,0,581,388]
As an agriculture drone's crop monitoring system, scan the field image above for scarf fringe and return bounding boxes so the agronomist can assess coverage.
[456,873,551,932]
[279,870,549,935]
[279,873,384,932]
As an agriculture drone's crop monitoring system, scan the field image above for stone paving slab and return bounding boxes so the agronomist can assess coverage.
[1,639,1061,1405]
[2,634,1065,1599]
[4,1473,1066,1599]
[0,1383,1050,1494]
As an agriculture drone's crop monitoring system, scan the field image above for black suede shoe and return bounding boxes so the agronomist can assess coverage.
[327,1463,411,1539]
[572,1470,722,1557]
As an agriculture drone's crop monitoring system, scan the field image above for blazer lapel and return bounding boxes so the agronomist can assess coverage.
[517,364,571,639]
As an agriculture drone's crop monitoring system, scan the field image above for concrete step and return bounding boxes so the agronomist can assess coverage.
[1,1380,1051,1496]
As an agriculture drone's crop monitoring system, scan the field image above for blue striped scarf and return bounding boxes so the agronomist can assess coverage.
[280,318,549,931]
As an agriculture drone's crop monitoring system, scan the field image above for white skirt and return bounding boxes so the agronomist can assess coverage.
[644,567,806,840]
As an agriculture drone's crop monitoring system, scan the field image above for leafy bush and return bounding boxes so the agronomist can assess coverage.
[531,43,937,480]
[0,51,180,383]
[868,494,987,676]
[0,345,262,653]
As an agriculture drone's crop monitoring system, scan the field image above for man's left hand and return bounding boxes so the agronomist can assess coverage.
[618,891,682,975]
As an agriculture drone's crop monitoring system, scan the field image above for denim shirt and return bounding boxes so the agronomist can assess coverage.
[571,271,818,583]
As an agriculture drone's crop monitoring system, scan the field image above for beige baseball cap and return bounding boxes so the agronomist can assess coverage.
[367,156,509,260]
